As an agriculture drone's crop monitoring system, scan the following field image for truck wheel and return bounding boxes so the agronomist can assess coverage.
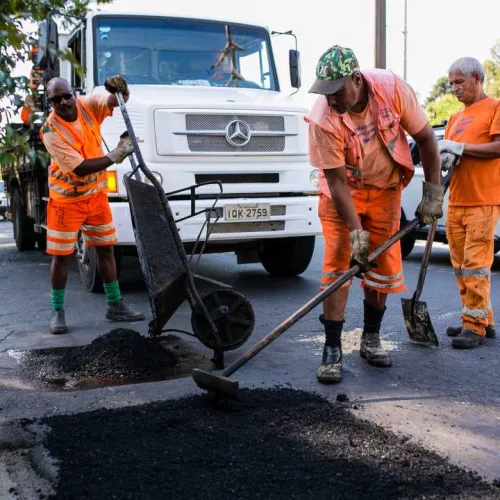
[75,232,103,293]
[12,189,36,251]
[259,236,315,276]
[401,234,416,259]
[36,230,47,251]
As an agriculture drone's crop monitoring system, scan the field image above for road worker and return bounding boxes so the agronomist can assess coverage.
[306,45,443,383]
[40,75,145,334]
[438,57,500,349]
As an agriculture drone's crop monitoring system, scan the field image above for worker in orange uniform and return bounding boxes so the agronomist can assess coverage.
[306,46,443,384]
[41,75,145,334]
[438,57,500,349]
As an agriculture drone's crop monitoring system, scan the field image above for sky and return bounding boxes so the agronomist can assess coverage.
[10,0,500,108]
[91,0,500,107]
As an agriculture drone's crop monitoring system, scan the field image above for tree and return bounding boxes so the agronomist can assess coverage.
[484,39,500,98]
[424,76,450,106]
[425,93,462,126]
[0,1,112,163]
[424,38,500,124]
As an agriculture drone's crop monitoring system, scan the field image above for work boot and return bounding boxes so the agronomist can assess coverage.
[50,310,68,335]
[451,329,485,349]
[316,344,342,384]
[447,325,496,339]
[360,332,392,367]
[106,300,145,322]
[361,301,391,367]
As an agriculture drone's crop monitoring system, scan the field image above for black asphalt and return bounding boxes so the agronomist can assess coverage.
[37,388,500,500]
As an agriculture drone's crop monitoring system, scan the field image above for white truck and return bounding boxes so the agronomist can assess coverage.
[1,12,322,291]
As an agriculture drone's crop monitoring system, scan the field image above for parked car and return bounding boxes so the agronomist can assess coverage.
[400,125,500,258]
[0,179,7,220]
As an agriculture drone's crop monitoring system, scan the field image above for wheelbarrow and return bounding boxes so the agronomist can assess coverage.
[114,91,255,367]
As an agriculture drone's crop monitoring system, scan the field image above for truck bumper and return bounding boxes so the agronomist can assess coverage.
[109,195,320,246]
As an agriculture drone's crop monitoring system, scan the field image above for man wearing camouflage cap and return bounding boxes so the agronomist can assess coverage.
[306,45,443,384]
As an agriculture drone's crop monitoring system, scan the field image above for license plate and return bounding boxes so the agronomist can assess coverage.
[224,203,271,221]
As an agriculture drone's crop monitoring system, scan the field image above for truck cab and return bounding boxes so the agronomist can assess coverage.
[2,12,322,291]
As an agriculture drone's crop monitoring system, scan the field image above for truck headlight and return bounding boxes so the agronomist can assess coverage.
[310,168,319,187]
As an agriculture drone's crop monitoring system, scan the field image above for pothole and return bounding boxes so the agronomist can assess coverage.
[8,328,213,391]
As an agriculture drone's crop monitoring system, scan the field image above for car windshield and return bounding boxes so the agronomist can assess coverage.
[94,16,278,90]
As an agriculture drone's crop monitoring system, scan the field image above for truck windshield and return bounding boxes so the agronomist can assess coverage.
[94,17,278,91]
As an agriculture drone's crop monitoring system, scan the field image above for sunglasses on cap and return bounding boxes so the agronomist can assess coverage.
[48,92,74,104]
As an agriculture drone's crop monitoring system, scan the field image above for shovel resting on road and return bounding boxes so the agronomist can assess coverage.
[401,164,455,346]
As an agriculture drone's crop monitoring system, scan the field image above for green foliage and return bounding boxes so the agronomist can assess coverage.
[425,76,450,106]
[425,93,463,126]
[0,0,111,166]
[425,38,500,125]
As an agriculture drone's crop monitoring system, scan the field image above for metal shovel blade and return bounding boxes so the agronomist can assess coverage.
[401,298,439,347]
[192,368,240,400]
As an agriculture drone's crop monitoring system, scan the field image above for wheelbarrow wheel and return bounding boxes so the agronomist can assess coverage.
[191,289,255,351]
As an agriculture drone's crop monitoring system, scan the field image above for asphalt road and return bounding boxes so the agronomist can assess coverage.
[0,218,499,497]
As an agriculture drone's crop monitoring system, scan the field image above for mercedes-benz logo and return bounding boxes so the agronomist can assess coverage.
[225,119,252,147]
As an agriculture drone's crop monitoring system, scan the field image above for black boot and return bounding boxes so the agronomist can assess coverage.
[447,325,496,339]
[316,315,343,384]
[452,329,485,349]
[360,301,391,367]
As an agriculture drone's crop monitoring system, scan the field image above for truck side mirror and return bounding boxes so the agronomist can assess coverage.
[37,20,59,73]
[289,49,301,89]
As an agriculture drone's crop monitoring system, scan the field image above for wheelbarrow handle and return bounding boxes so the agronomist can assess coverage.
[220,216,420,378]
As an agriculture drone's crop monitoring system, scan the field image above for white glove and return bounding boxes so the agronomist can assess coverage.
[107,135,134,164]
[349,229,372,272]
[438,139,465,157]
[440,152,460,171]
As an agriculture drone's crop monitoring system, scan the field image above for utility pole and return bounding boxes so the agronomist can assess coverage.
[375,0,386,68]
[403,0,408,80]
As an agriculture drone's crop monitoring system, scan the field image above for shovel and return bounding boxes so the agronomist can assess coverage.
[193,216,421,400]
[401,165,454,346]
[401,218,440,346]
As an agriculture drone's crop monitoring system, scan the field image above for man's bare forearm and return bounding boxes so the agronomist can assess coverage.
[411,124,440,184]
[463,141,500,159]
[324,168,361,230]
[73,157,113,177]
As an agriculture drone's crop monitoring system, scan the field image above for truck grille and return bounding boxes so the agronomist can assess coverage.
[210,221,285,233]
[185,114,286,153]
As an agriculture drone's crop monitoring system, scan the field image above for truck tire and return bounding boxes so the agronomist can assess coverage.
[259,236,315,276]
[494,238,500,255]
[400,209,416,259]
[12,189,36,251]
[401,234,416,259]
[76,232,103,293]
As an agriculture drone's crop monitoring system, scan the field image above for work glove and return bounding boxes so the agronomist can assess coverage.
[105,75,129,95]
[415,181,445,226]
[438,139,465,158]
[349,229,372,273]
[440,152,460,172]
[106,132,134,164]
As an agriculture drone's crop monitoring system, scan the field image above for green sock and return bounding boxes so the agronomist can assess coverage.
[104,280,122,303]
[51,289,65,311]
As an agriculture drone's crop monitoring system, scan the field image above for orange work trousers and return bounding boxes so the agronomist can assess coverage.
[318,187,405,294]
[446,205,500,336]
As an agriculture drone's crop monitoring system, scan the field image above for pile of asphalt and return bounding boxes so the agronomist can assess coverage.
[55,328,176,379]
[41,388,500,500]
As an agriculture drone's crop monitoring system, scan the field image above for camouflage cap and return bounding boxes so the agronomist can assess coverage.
[309,45,360,95]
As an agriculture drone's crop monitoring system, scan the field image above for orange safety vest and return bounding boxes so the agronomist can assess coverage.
[40,98,108,202]
[305,69,415,191]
